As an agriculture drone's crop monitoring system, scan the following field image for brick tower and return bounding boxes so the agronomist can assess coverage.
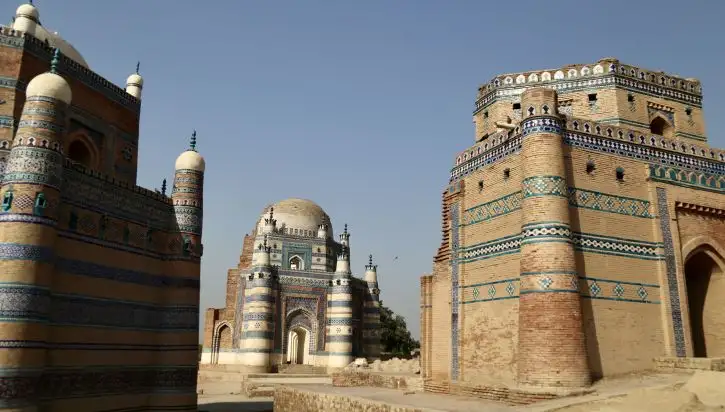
[516,88,591,388]
[363,254,382,360]
[0,49,70,409]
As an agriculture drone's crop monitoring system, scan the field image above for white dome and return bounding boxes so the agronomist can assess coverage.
[175,150,205,172]
[26,72,72,104]
[257,198,333,236]
[16,3,38,20]
[12,4,89,68]
[126,73,143,86]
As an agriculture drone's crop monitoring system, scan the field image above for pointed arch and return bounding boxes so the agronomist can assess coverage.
[649,115,674,139]
[65,130,100,170]
[682,236,725,270]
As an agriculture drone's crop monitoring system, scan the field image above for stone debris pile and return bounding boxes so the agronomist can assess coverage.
[345,357,421,374]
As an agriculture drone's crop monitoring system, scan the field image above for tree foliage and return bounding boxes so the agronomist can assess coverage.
[379,301,420,357]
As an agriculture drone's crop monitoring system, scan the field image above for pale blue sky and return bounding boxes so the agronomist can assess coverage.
[29,0,724,340]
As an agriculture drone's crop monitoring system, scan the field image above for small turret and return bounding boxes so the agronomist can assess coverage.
[12,2,39,37]
[256,234,272,267]
[262,207,277,234]
[172,130,206,258]
[335,245,351,275]
[364,254,378,284]
[125,61,143,99]
[317,223,328,239]
[339,223,350,246]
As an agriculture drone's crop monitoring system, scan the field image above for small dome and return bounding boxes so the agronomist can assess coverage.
[175,150,205,172]
[16,3,38,20]
[26,72,72,104]
[257,198,333,236]
[126,73,143,86]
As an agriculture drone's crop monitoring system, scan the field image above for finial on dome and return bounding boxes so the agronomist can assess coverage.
[135,61,140,74]
[368,254,373,266]
[344,224,348,234]
[28,0,33,5]
[269,207,274,220]
[189,130,197,151]
[161,178,167,195]
[50,48,60,74]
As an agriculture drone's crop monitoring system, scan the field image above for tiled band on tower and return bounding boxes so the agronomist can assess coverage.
[326,246,355,368]
[517,88,590,388]
[0,50,70,409]
[241,235,277,371]
[363,255,382,360]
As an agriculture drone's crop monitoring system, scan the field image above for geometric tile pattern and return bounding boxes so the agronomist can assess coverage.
[522,175,568,198]
[460,231,663,263]
[568,187,654,218]
[450,202,460,381]
[462,188,655,227]
[461,279,519,303]
[462,191,522,225]
[656,188,686,357]
[461,276,660,305]
[649,164,725,193]
[581,277,660,304]
[572,232,663,260]
[521,117,564,137]
[521,222,572,245]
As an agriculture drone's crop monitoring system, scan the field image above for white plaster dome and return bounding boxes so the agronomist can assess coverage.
[26,72,72,104]
[13,3,90,68]
[126,73,143,86]
[175,150,205,172]
[257,198,333,237]
[16,3,38,20]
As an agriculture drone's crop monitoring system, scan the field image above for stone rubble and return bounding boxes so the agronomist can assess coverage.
[344,357,421,374]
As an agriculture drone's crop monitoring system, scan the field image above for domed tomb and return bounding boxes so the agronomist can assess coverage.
[256,198,333,237]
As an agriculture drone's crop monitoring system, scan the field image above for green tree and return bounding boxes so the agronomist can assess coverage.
[379,301,420,357]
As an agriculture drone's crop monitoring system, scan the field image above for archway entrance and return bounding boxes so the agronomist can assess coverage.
[649,116,673,139]
[287,327,309,364]
[685,248,725,357]
[67,140,93,168]
[212,324,232,364]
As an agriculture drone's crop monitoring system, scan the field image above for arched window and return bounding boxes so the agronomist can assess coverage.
[650,116,673,139]
[67,140,93,168]
[289,255,303,270]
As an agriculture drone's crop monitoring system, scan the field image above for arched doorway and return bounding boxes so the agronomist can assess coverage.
[287,327,309,364]
[289,255,303,270]
[67,140,93,168]
[212,324,232,364]
[685,247,725,357]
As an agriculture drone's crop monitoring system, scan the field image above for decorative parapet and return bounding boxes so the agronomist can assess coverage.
[62,159,173,230]
[675,202,725,217]
[474,58,702,114]
[0,25,141,113]
[450,116,725,182]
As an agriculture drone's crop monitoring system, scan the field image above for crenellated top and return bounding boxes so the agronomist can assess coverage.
[474,58,703,114]
[64,159,171,204]
[451,116,725,182]
[0,25,141,113]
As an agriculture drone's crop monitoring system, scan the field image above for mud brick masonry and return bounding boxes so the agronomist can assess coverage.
[0,3,206,411]
[420,58,725,395]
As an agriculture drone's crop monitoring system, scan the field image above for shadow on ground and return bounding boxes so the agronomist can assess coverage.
[198,401,273,412]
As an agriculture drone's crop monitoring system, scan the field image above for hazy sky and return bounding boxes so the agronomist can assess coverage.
[28,0,725,340]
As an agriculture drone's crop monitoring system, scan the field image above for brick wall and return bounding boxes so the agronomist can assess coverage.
[332,371,423,392]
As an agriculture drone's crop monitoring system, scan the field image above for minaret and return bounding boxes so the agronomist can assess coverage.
[339,223,350,268]
[516,88,590,389]
[241,234,277,372]
[172,130,205,258]
[125,61,144,100]
[317,223,328,239]
[261,207,277,234]
[0,48,71,409]
[12,2,40,37]
[363,254,382,360]
[326,245,354,369]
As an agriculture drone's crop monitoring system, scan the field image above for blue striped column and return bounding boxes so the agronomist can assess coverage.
[241,240,276,371]
[327,248,354,369]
